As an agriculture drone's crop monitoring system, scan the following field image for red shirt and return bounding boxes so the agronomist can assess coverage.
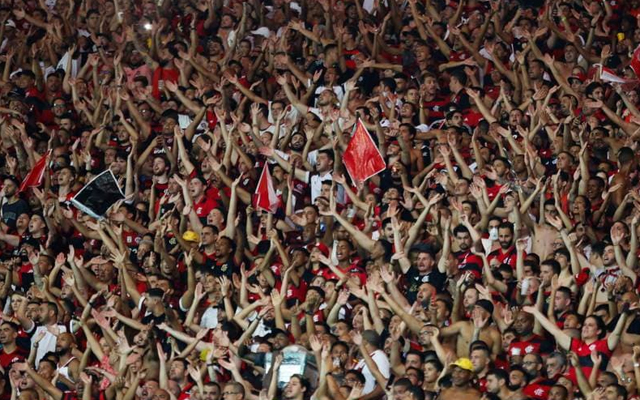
[508,334,553,357]
[523,377,554,400]
[193,195,216,219]
[152,67,179,99]
[570,337,611,378]
[0,347,27,369]
[488,246,519,269]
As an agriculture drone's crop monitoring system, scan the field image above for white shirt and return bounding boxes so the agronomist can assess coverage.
[199,307,219,329]
[355,349,390,395]
[29,324,67,368]
[306,170,333,203]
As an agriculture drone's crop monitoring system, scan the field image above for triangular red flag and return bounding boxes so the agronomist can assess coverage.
[253,164,280,213]
[19,149,51,192]
[343,119,386,183]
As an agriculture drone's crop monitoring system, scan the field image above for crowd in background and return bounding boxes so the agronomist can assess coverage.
[1,0,640,400]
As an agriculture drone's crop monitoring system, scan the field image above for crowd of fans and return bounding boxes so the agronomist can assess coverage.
[2,0,640,400]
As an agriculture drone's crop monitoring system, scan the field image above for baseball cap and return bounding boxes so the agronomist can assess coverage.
[451,358,474,372]
[182,231,200,242]
[475,299,494,315]
[308,242,330,257]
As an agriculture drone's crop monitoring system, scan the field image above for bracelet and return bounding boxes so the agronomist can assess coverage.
[634,363,640,368]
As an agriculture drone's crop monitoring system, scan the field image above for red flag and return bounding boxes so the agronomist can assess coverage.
[631,45,640,79]
[343,119,386,183]
[19,150,51,192]
[253,164,280,213]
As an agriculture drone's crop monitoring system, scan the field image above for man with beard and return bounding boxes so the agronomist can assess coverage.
[453,225,483,279]
[590,241,635,303]
[1,176,30,231]
[439,358,481,400]
[507,311,553,365]
[123,48,152,88]
[486,369,517,400]
[405,245,446,302]
[488,222,518,269]
[469,344,491,392]
[522,353,555,400]
[168,358,193,399]
[55,333,79,389]
[18,301,67,367]
[0,322,27,369]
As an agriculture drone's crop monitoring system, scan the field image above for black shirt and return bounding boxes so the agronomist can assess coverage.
[405,267,446,303]
[1,199,30,230]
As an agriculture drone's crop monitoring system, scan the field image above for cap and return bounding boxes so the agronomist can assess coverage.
[308,242,330,257]
[475,299,494,315]
[451,358,474,372]
[269,328,289,339]
[250,27,271,38]
[568,74,584,84]
[146,288,165,299]
[182,231,200,242]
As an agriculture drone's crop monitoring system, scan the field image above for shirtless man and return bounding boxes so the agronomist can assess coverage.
[439,358,481,400]
[528,199,560,262]
[439,299,501,358]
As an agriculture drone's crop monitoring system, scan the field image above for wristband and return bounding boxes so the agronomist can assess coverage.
[635,363,640,368]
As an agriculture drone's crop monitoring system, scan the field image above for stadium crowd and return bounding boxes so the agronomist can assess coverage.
[1,0,640,400]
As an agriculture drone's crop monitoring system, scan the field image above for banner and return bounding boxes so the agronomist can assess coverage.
[71,170,124,219]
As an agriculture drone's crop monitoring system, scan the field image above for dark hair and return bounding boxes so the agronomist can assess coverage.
[406,349,425,363]
[498,222,514,234]
[450,69,468,87]
[45,301,58,318]
[453,225,470,237]
[586,314,607,339]
[405,385,425,400]
[381,77,397,93]
[591,242,607,258]
[618,147,635,166]
[487,368,509,383]
[345,370,366,384]
[393,378,413,389]
[541,259,561,276]
[606,384,627,399]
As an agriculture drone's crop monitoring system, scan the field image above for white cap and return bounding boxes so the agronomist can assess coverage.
[250,27,271,38]
[290,2,302,13]
[416,124,430,133]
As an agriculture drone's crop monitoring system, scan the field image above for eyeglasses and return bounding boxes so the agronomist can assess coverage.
[522,361,538,366]
[222,392,240,396]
